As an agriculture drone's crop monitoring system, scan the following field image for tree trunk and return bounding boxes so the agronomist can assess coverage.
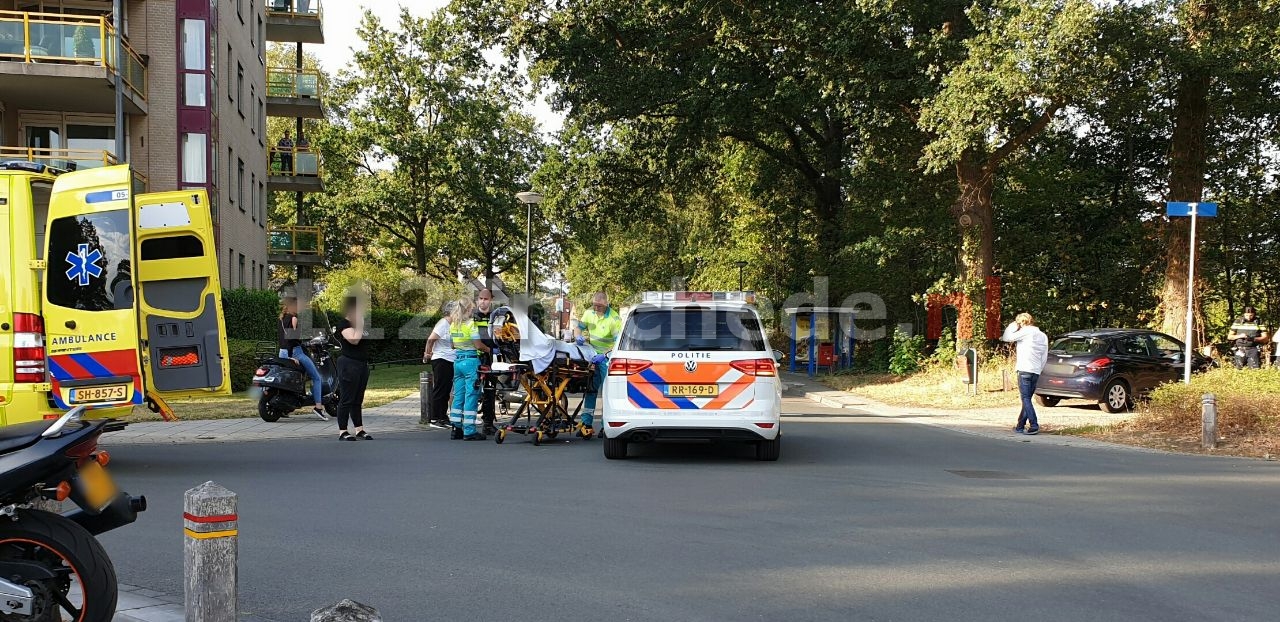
[413,223,428,275]
[1158,68,1210,343]
[954,153,995,282]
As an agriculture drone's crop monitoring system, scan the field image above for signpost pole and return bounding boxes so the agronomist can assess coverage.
[1184,203,1197,384]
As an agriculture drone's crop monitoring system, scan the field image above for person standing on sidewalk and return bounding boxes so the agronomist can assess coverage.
[574,291,622,438]
[449,297,493,441]
[335,296,373,441]
[1227,306,1267,369]
[473,289,500,435]
[422,301,456,430]
[1001,312,1049,435]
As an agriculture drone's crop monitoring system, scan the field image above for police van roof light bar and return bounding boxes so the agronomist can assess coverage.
[640,291,756,304]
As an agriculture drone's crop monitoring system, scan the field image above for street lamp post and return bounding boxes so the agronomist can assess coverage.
[516,191,544,295]
[734,260,747,291]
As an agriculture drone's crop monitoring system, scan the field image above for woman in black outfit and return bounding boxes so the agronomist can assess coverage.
[334,296,372,441]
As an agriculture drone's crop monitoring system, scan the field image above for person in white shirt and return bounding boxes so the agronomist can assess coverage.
[1002,312,1049,435]
[422,302,457,430]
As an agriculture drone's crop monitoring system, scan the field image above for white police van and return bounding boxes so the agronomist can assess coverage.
[601,291,782,461]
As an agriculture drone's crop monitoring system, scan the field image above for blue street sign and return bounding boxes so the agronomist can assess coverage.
[1167,201,1218,217]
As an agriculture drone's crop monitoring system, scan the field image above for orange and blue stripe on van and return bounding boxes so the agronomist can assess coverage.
[626,362,757,410]
[48,349,144,409]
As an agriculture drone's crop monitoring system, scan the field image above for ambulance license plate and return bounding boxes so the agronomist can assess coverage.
[69,384,129,404]
[666,384,719,397]
[76,461,118,510]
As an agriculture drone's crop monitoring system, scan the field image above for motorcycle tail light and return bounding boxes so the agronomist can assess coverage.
[66,438,99,465]
[95,451,110,467]
[55,481,71,502]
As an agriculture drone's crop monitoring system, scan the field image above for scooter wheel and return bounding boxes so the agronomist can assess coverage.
[532,431,543,446]
[495,429,506,444]
[257,393,282,422]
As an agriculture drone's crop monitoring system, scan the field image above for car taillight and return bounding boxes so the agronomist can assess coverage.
[12,312,46,383]
[608,358,652,375]
[731,358,777,376]
[1086,357,1113,373]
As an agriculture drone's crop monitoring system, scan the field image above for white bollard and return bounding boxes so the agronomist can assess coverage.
[184,481,237,622]
[1202,393,1217,449]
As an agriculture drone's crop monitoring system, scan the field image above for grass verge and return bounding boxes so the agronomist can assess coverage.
[820,358,1022,410]
[126,364,430,422]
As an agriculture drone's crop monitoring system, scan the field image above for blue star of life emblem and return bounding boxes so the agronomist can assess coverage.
[65,243,104,286]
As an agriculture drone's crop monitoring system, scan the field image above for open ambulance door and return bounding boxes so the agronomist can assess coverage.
[133,190,231,415]
[42,165,145,415]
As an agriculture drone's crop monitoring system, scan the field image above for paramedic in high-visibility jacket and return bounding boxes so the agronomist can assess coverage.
[575,292,622,438]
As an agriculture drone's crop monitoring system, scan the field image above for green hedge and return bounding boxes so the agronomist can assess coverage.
[222,289,281,343]
[227,339,261,393]
[323,309,438,364]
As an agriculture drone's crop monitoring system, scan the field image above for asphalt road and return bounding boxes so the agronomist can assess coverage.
[98,397,1280,621]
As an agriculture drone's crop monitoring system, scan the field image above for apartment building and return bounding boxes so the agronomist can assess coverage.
[0,0,320,290]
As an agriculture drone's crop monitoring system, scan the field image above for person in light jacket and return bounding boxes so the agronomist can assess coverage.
[1001,312,1049,435]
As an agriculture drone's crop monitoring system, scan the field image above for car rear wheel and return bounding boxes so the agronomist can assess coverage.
[1035,395,1061,407]
[1099,380,1132,413]
[603,437,628,460]
[755,436,781,461]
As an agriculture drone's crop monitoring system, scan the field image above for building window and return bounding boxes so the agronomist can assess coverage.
[237,63,245,116]
[237,158,245,212]
[228,248,234,287]
[250,173,256,220]
[237,0,244,23]
[181,134,207,184]
[251,260,256,288]
[184,74,207,107]
[249,85,256,132]
[260,265,266,290]
[258,17,265,64]
[259,181,266,227]
[227,148,234,205]
[182,20,206,70]
[239,254,245,288]
[226,45,234,102]
[258,99,265,140]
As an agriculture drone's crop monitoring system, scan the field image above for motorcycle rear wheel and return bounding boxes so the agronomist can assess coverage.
[0,509,117,621]
[258,393,283,422]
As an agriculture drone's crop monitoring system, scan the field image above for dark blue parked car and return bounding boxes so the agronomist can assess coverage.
[1035,329,1213,413]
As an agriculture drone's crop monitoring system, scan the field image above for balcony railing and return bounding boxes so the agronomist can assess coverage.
[268,145,320,177]
[266,0,322,19]
[267,67,321,99]
[269,225,324,256]
[0,146,147,189]
[0,11,147,101]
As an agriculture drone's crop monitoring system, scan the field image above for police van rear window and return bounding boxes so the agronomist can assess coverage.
[618,307,766,352]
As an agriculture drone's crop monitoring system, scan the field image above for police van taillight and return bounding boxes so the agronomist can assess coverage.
[12,313,47,383]
[730,358,776,377]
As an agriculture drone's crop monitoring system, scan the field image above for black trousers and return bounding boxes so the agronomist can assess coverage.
[337,356,370,430]
[429,358,454,423]
[480,353,496,428]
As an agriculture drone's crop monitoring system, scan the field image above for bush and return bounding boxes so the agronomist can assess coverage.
[889,328,924,376]
[227,339,263,393]
[222,288,281,343]
[1138,368,1280,440]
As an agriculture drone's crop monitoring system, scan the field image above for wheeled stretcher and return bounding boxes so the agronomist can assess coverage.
[483,307,600,445]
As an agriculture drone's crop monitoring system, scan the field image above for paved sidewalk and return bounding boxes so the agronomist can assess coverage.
[780,372,1154,452]
[102,395,431,445]
[115,582,276,621]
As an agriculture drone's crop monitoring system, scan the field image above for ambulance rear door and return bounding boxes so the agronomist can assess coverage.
[42,166,145,410]
[133,190,231,399]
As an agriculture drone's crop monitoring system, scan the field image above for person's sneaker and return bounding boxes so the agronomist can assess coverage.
[313,407,330,422]
[427,420,450,430]
[1014,427,1026,434]
[1025,428,1040,435]
[338,432,356,441]
[356,431,374,440]
[463,433,487,441]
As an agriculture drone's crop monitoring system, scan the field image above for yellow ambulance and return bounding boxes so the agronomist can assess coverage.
[0,161,230,425]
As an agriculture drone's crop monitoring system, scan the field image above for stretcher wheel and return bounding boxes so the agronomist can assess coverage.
[547,427,559,439]
[532,430,544,446]
[495,429,506,444]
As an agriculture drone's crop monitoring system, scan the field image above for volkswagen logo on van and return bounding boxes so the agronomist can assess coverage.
[684,360,698,373]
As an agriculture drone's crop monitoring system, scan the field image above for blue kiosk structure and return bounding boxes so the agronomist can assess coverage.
[783,307,857,376]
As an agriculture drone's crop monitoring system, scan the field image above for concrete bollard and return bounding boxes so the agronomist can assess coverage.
[184,481,237,622]
[311,599,382,622]
[419,371,432,424]
[1202,393,1217,449]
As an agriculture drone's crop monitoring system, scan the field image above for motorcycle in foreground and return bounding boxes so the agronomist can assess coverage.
[253,335,339,422]
[0,406,146,620]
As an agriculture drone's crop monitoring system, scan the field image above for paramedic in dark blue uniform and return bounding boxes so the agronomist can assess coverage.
[473,288,500,434]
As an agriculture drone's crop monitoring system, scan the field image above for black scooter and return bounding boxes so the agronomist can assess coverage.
[0,406,146,619]
[253,335,340,422]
